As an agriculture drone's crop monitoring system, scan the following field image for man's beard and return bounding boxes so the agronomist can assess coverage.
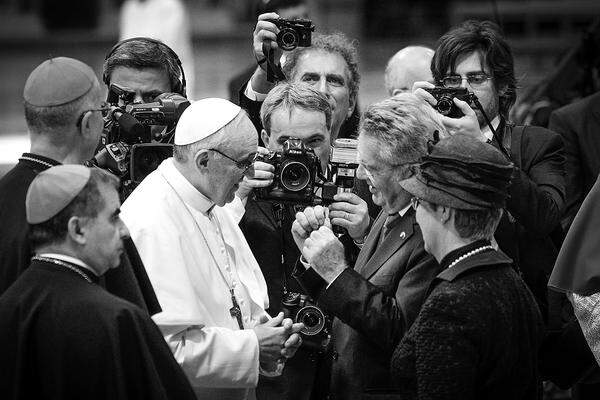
[476,95,500,129]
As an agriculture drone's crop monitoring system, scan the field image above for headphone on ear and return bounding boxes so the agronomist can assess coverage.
[102,37,187,97]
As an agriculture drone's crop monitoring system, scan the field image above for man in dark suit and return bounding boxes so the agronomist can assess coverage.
[237,81,371,400]
[290,94,442,399]
[0,57,159,314]
[414,20,565,321]
[548,91,600,232]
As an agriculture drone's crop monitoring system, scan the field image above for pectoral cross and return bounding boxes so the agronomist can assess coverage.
[229,288,244,330]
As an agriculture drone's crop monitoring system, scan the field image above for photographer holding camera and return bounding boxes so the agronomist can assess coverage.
[413,20,565,323]
[236,82,370,400]
[291,94,442,400]
[0,57,159,316]
[95,37,191,191]
[239,13,361,143]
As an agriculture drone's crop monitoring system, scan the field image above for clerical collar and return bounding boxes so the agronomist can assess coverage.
[439,239,492,270]
[19,153,61,170]
[481,116,501,142]
[159,158,215,214]
[35,253,100,284]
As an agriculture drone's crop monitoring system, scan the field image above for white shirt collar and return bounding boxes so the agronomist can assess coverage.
[38,253,98,276]
[481,115,501,141]
[398,203,411,217]
[159,158,215,214]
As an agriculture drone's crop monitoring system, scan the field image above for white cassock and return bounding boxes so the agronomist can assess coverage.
[121,158,271,400]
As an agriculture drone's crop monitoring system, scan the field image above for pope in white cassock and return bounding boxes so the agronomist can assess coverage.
[121,98,303,400]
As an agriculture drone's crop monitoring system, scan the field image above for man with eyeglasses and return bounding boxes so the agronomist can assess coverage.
[291,94,442,399]
[414,20,565,325]
[120,98,304,400]
[0,57,151,309]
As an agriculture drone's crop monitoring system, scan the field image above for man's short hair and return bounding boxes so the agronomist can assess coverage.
[453,207,503,241]
[282,32,360,107]
[28,168,119,249]
[103,38,182,93]
[24,94,90,135]
[359,93,446,167]
[260,82,332,134]
[431,20,516,120]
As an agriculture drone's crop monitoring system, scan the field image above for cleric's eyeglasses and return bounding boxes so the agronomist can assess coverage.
[410,197,421,211]
[76,102,110,128]
[209,149,258,173]
[441,72,491,88]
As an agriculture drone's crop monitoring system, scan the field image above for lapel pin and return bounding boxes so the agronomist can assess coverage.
[399,232,406,239]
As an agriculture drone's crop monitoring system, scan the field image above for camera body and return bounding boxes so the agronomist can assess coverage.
[256,138,321,203]
[267,18,314,51]
[424,87,475,118]
[90,85,190,196]
[282,292,331,353]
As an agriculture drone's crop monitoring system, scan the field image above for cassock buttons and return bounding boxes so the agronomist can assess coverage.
[399,232,406,239]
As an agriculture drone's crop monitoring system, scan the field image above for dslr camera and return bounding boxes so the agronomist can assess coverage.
[89,84,190,196]
[255,138,321,203]
[282,292,331,353]
[267,18,315,51]
[424,87,476,118]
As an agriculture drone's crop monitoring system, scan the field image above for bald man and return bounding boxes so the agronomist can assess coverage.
[384,46,434,96]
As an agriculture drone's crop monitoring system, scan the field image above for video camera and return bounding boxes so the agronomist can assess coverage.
[87,84,190,196]
[256,138,359,205]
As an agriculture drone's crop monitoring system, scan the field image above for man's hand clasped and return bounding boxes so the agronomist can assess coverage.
[253,311,303,370]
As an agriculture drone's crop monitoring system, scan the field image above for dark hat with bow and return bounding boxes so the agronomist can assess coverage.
[400,133,514,210]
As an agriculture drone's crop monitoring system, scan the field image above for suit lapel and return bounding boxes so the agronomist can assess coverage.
[354,211,386,270]
[358,209,416,279]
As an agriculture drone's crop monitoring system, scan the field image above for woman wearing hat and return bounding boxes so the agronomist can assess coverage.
[390,134,544,399]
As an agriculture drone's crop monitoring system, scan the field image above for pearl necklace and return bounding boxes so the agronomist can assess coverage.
[32,256,93,283]
[447,245,494,269]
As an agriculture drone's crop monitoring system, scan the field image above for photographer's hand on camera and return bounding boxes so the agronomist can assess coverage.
[236,147,274,203]
[328,192,370,241]
[302,226,347,284]
[412,80,484,141]
[250,13,282,94]
[291,205,331,251]
[441,98,485,140]
[253,312,304,368]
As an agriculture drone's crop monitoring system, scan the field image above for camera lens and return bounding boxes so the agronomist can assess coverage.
[436,96,454,116]
[277,28,299,51]
[280,160,310,192]
[296,306,325,336]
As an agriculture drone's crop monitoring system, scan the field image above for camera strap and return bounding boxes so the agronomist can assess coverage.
[470,95,510,158]
[262,42,286,83]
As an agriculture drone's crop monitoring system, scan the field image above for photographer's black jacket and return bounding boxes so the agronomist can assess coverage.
[0,153,160,314]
